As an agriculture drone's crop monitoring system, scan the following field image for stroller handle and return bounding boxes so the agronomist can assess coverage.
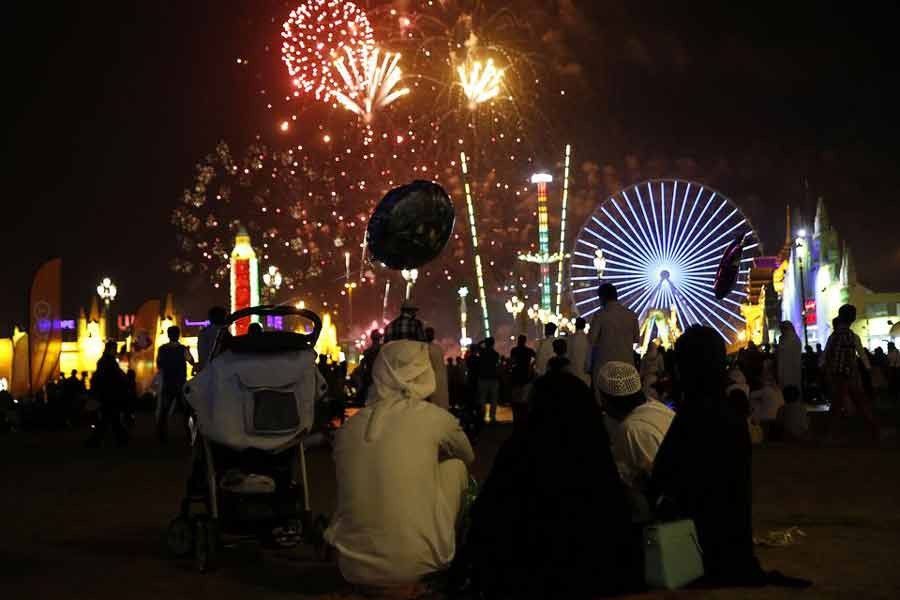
[227,305,323,346]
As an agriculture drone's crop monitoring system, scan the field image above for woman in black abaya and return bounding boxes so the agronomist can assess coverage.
[455,370,642,599]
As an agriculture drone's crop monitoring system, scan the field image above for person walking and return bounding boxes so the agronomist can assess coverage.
[589,283,640,406]
[85,341,128,447]
[823,304,880,441]
[476,338,501,424]
[425,327,449,410]
[155,325,196,442]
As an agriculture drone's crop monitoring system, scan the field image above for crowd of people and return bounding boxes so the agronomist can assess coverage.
[3,281,897,597]
[324,283,822,597]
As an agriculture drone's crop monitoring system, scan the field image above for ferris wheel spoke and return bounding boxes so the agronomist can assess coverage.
[635,186,664,264]
[678,279,746,323]
[667,182,691,264]
[572,285,598,295]
[647,182,665,264]
[591,217,647,262]
[671,202,733,265]
[600,206,650,263]
[620,193,662,265]
[671,195,726,266]
[668,283,703,330]
[601,248,655,273]
[670,282,733,340]
[668,186,705,261]
[576,238,599,250]
[617,277,655,297]
[687,219,750,264]
[609,198,656,264]
[671,191,716,263]
[590,230,653,270]
[673,206,741,266]
[629,282,661,319]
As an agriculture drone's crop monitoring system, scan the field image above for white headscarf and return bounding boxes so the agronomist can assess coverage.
[364,340,436,442]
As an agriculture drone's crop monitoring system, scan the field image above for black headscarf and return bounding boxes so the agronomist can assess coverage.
[458,371,641,599]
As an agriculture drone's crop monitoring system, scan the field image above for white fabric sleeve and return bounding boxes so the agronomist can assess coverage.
[439,416,475,465]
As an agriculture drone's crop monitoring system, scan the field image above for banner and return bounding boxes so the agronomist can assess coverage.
[29,258,63,393]
[131,299,160,394]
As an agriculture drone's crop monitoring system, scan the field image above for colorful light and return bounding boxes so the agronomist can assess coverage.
[460,151,491,337]
[532,172,554,310]
[230,229,259,335]
[554,144,572,314]
[281,0,375,102]
[458,287,471,349]
[457,59,504,109]
[333,48,410,122]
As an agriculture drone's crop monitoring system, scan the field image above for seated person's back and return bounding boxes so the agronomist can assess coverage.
[326,340,474,585]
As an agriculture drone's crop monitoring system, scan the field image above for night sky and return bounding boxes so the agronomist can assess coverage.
[3,1,899,335]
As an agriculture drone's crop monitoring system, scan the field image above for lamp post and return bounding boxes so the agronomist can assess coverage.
[505,295,525,334]
[262,265,283,302]
[96,277,117,340]
[401,268,419,301]
[458,287,471,349]
[795,230,809,348]
[344,281,357,330]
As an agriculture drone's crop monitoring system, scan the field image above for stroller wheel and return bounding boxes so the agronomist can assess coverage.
[194,517,219,573]
[312,515,333,562]
[166,516,194,558]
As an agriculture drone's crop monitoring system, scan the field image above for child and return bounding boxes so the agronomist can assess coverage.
[778,385,809,441]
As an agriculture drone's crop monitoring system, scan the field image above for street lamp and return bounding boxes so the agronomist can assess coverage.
[262,265,283,301]
[344,281,357,329]
[505,295,525,334]
[458,287,471,349]
[794,231,809,348]
[97,277,117,340]
[401,268,419,301]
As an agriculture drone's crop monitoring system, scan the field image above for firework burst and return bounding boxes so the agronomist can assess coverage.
[281,0,375,102]
[332,47,411,122]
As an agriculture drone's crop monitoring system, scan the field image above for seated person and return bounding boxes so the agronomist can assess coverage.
[455,370,642,599]
[598,361,674,510]
[325,340,474,590]
[649,325,811,588]
[777,385,809,441]
[749,373,784,431]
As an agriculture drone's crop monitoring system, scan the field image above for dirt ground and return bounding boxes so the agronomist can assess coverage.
[1,413,898,600]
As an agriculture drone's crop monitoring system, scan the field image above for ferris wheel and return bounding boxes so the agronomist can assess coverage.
[569,179,761,344]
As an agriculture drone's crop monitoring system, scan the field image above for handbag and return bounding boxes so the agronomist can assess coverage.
[643,518,704,590]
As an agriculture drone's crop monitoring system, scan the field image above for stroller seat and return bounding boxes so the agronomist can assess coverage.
[220,470,277,495]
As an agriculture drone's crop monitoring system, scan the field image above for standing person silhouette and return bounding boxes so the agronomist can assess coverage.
[155,326,196,442]
[589,283,640,406]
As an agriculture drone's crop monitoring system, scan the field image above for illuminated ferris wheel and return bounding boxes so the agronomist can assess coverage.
[569,179,762,344]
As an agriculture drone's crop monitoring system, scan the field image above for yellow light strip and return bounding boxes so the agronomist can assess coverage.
[555,144,572,313]
[459,152,491,337]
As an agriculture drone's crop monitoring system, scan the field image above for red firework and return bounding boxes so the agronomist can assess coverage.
[281,0,375,102]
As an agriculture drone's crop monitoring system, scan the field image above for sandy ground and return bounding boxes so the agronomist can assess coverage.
[1,412,898,600]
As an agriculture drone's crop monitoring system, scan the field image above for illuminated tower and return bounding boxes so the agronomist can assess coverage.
[230,228,259,335]
[532,173,554,310]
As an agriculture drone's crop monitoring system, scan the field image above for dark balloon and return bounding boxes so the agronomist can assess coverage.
[366,180,455,270]
[713,234,745,299]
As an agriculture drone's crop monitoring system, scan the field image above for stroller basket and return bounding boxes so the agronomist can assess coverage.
[252,389,300,435]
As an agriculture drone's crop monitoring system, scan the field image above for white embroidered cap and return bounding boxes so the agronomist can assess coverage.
[597,361,642,396]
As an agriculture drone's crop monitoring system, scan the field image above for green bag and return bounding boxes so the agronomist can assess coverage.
[643,519,704,590]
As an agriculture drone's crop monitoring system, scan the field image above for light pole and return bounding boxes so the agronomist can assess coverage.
[795,230,810,348]
[96,277,117,341]
[401,268,419,301]
[505,295,525,334]
[344,281,357,330]
[458,287,471,349]
[262,265,283,302]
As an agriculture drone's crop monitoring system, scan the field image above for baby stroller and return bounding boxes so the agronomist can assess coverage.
[166,305,330,572]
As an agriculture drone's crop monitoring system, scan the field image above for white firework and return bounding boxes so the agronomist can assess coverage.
[569,179,761,344]
[332,47,410,122]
